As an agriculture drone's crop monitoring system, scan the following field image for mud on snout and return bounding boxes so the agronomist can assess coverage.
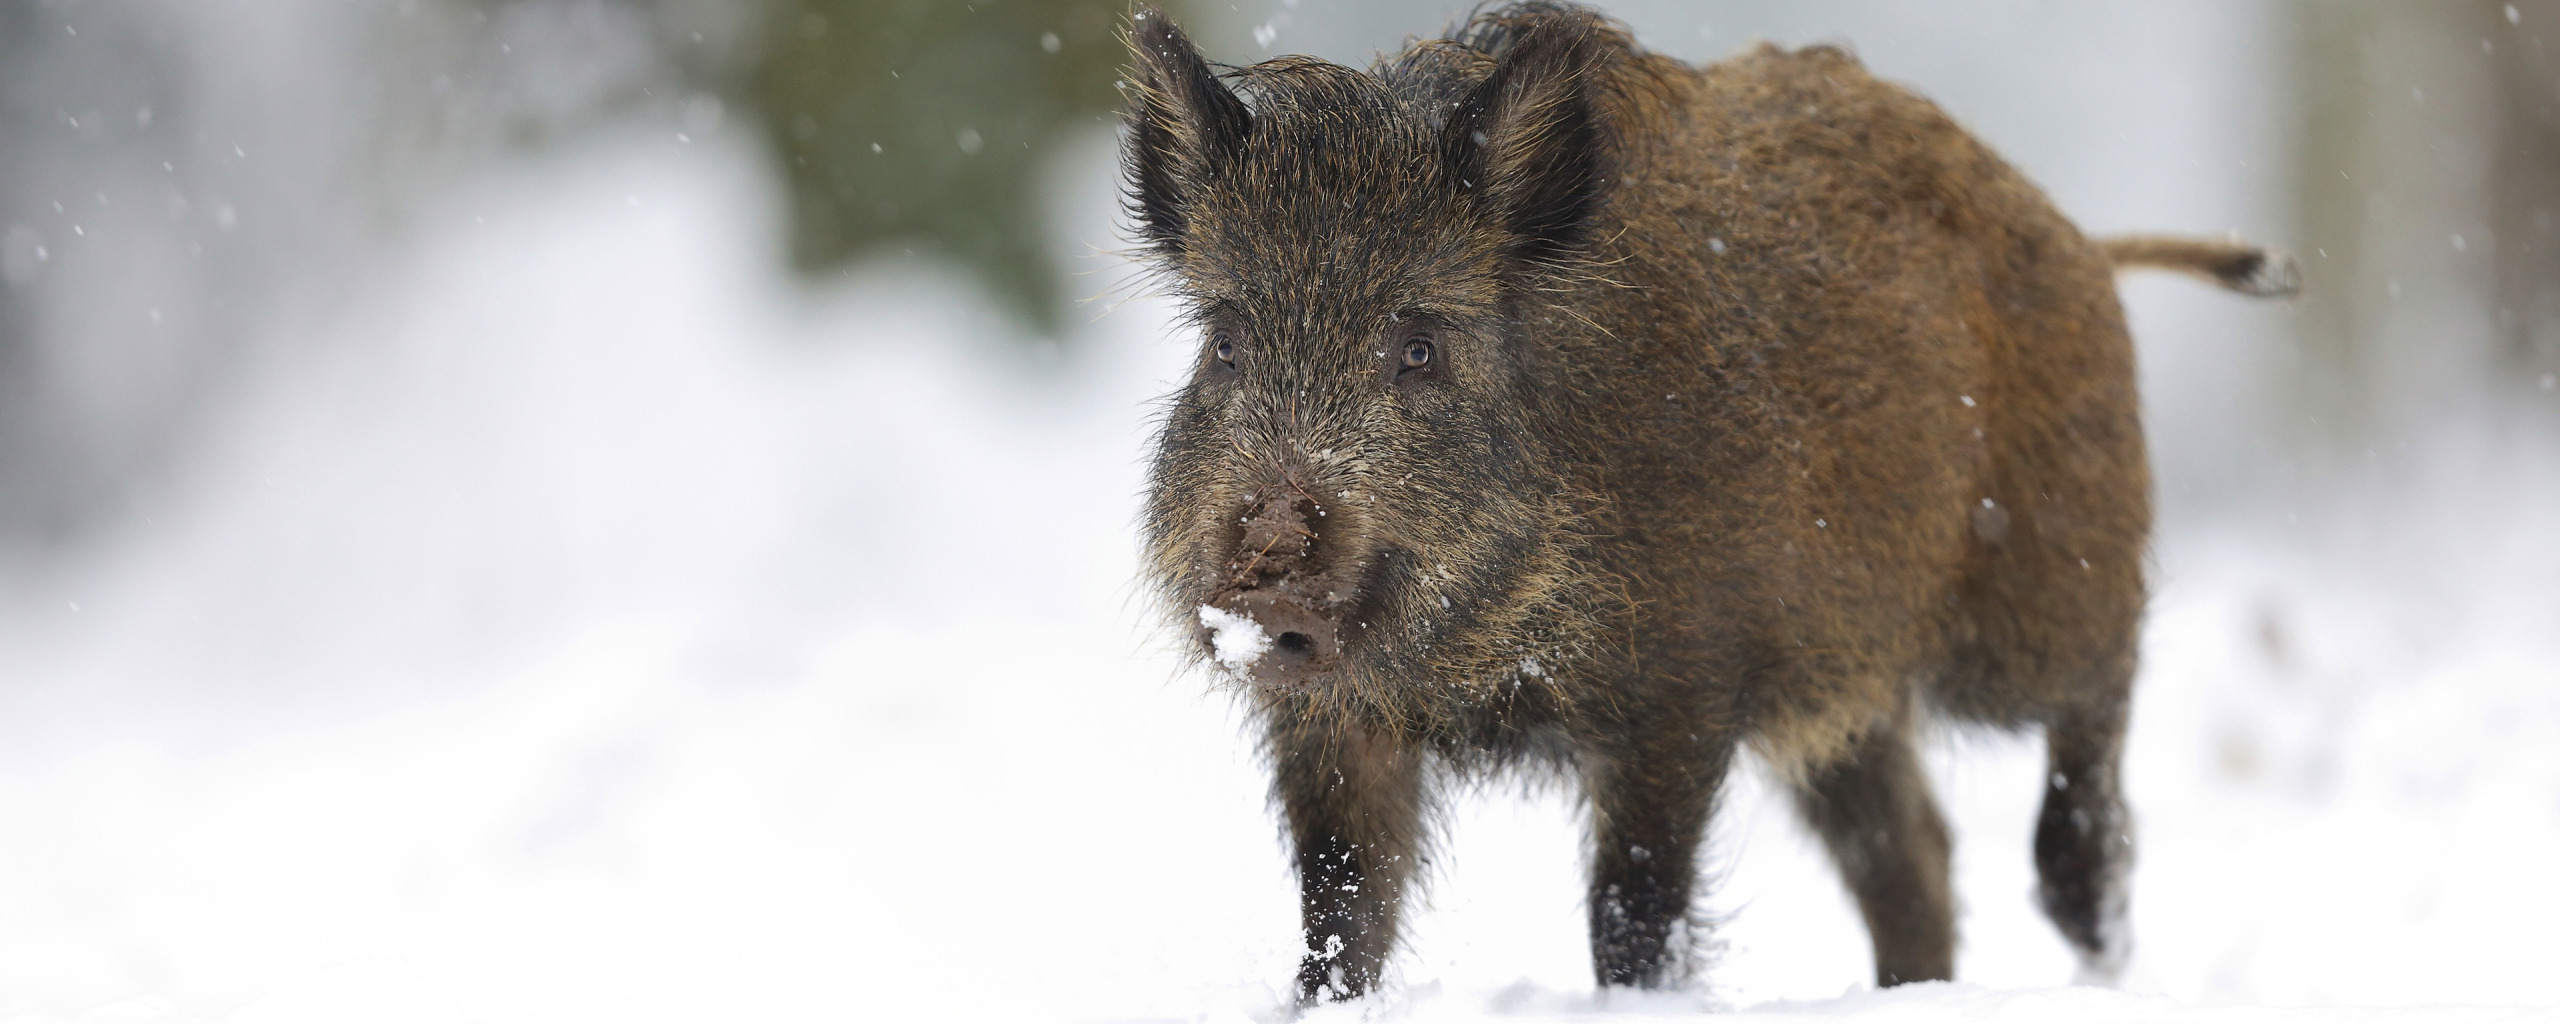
[1194,488,1355,690]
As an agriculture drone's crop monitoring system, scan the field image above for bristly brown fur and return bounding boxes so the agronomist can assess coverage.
[1123,1,2283,1002]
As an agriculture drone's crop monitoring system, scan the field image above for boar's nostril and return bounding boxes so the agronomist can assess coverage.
[1210,590,1341,689]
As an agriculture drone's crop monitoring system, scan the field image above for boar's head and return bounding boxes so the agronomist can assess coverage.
[1125,5,1624,723]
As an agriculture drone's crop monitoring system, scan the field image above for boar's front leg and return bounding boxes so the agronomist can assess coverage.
[1789,720,1956,986]
[1267,715,1426,1003]
[1581,720,1736,988]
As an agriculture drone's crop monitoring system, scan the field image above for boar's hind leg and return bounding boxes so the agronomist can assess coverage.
[1268,718,1427,1004]
[1582,727,1735,989]
[2035,691,2133,982]
[1789,720,1955,986]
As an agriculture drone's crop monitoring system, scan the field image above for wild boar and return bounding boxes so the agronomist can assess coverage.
[1124,1,2296,1002]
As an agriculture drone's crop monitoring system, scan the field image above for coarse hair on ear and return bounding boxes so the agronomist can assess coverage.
[1442,5,1617,266]
[1122,5,1251,260]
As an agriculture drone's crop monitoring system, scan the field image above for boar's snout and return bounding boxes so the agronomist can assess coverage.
[1203,490,1352,689]
[1230,492,1320,585]
[1213,588,1341,688]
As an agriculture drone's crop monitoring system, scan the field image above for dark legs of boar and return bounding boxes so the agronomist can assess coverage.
[1269,719,1425,1004]
[1790,722,1955,986]
[1583,729,1734,988]
[2035,694,2133,981]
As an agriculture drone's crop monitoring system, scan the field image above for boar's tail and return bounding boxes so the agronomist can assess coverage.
[2094,235,2302,299]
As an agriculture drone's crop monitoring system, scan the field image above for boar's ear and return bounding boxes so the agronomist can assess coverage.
[1123,6,1251,258]
[1444,10,1615,265]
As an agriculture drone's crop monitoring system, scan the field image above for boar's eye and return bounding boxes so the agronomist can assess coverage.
[1400,336,1434,372]
[1213,330,1236,367]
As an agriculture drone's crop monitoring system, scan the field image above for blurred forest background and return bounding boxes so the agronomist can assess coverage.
[0,1,2557,1021]
[4,0,2557,563]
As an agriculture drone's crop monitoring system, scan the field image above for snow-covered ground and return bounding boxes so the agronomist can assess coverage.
[2,91,2558,1024]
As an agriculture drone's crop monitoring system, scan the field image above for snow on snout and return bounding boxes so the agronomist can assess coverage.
[1198,605,1271,671]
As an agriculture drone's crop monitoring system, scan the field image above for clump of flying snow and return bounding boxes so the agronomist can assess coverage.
[1200,605,1271,671]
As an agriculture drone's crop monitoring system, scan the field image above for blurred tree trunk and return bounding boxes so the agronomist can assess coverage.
[2491,1,2560,393]
[750,0,1185,338]
[2288,0,2559,447]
